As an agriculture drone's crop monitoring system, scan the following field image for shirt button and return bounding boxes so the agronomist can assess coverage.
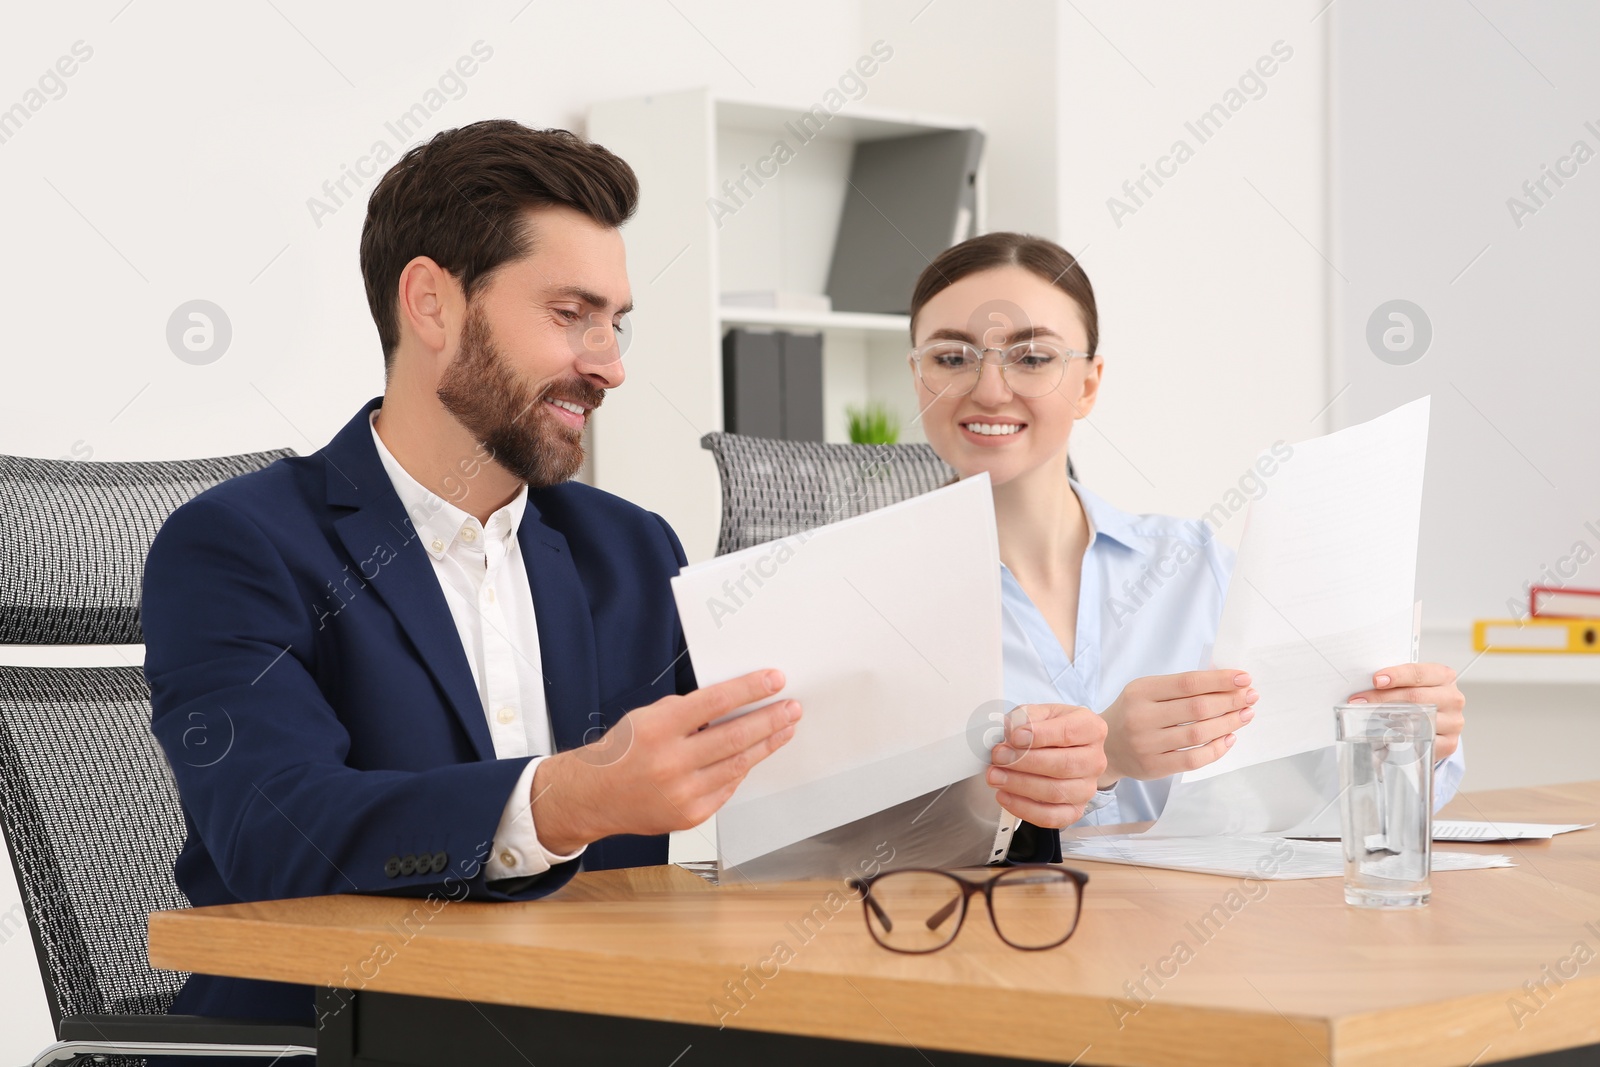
[500,850,517,868]
[496,707,515,724]
[483,587,496,604]
[462,527,478,543]
[430,538,444,553]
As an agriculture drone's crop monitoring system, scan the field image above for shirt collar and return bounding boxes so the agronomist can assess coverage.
[368,409,528,561]
[1069,478,1146,551]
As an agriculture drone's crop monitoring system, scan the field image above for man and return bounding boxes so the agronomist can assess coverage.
[142,119,1105,1030]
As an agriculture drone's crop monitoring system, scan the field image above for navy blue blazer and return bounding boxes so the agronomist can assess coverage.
[141,397,696,1025]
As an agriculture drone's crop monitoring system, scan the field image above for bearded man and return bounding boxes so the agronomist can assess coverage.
[141,120,800,1028]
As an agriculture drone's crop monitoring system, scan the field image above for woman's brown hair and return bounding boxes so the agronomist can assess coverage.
[908,232,1098,355]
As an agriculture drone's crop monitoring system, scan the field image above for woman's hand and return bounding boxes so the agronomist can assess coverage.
[1346,662,1465,762]
[1098,670,1258,788]
[986,704,1108,828]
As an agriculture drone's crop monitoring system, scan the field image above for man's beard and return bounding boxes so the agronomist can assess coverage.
[435,304,605,488]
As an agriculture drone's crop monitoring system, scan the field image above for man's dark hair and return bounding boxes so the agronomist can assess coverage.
[360,119,639,368]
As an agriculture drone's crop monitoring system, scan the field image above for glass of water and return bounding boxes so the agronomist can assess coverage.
[1335,703,1435,908]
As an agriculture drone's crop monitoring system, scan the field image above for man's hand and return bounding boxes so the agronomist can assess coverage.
[1347,662,1465,762]
[530,669,801,854]
[1098,670,1258,788]
[985,704,1108,828]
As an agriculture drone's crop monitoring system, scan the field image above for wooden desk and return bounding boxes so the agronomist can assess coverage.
[148,782,1600,1066]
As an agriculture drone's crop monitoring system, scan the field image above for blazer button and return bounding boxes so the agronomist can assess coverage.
[430,851,449,873]
[399,854,418,876]
[384,856,401,879]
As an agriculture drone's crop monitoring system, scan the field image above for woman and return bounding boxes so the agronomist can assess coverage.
[906,232,1466,828]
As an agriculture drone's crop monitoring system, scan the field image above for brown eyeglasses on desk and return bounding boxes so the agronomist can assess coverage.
[846,865,1090,953]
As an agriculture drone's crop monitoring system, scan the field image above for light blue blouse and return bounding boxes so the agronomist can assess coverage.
[1000,480,1466,825]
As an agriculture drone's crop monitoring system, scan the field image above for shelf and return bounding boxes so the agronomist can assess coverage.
[1421,629,1600,686]
[714,98,979,144]
[587,87,977,560]
[717,306,911,335]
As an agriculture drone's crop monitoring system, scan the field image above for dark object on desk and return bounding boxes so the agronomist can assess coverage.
[0,664,316,1064]
[826,127,985,315]
[721,328,823,442]
[848,865,1089,954]
[0,449,293,645]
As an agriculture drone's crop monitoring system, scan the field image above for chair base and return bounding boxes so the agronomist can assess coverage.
[32,1038,315,1066]
[34,1014,317,1065]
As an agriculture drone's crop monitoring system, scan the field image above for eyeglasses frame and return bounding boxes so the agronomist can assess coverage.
[846,864,1091,954]
[908,339,1097,399]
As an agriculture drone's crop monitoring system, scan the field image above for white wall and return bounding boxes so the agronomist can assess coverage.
[0,1,871,466]
[1329,0,1600,631]
[1052,0,1329,552]
[861,0,1059,240]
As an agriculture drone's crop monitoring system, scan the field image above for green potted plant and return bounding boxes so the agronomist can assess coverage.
[846,402,900,445]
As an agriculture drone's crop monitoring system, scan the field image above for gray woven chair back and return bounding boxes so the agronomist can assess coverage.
[0,665,187,1027]
[0,449,293,645]
[700,433,956,555]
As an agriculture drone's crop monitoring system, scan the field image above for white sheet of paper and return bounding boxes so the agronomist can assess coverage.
[1287,819,1594,842]
[1429,820,1591,841]
[671,475,1002,869]
[1060,833,1514,879]
[1180,397,1431,785]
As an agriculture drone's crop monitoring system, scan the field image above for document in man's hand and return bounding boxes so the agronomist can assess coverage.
[671,474,1003,872]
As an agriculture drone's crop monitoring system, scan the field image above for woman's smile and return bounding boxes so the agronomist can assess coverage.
[958,415,1029,445]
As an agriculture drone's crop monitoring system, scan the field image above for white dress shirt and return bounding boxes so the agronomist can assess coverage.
[370,412,582,879]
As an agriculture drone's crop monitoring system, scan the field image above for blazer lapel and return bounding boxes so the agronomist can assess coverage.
[323,399,496,761]
[517,505,598,754]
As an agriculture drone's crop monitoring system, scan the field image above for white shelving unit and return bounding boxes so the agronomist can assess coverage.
[1422,629,1600,686]
[586,88,983,562]
[716,306,910,334]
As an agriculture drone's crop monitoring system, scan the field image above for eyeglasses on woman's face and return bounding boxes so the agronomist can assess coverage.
[846,865,1089,953]
[909,340,1094,399]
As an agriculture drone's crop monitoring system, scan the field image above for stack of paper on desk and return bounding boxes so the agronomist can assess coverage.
[671,475,1005,874]
[1428,820,1590,841]
[1060,834,1514,879]
[1283,820,1591,844]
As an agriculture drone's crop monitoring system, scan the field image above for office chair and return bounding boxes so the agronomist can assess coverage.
[0,449,294,645]
[0,448,313,1063]
[698,432,957,555]
[699,431,1078,554]
[0,666,316,1064]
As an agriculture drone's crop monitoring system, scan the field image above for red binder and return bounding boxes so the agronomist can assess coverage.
[1530,585,1600,618]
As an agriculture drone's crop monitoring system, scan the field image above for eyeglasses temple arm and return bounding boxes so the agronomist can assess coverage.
[862,889,894,934]
[925,896,961,931]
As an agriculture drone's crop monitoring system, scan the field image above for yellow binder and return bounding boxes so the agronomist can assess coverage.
[1472,618,1600,654]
